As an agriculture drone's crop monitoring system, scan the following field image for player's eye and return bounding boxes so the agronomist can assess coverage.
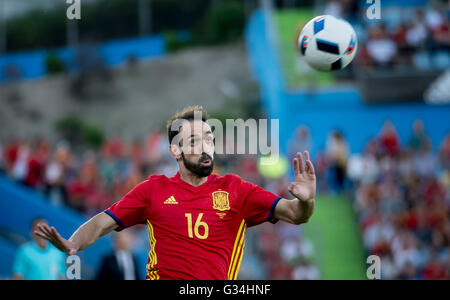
[190,137,202,146]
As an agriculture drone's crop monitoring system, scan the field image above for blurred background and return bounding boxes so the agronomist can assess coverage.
[0,0,449,280]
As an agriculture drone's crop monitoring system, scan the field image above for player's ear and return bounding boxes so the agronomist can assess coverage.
[169,144,182,160]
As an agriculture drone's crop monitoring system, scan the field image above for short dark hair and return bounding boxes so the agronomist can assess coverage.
[166,105,208,144]
[30,217,47,229]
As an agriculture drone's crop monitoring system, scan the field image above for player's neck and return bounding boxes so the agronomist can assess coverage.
[178,169,208,187]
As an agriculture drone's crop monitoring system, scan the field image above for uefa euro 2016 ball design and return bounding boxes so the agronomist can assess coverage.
[298,15,358,72]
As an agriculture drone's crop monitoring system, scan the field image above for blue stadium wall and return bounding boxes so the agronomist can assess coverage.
[0,35,166,83]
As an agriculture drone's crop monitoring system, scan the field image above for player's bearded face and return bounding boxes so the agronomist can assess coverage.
[174,120,215,177]
[181,152,214,177]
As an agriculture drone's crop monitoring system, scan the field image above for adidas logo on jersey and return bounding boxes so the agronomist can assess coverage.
[164,196,178,205]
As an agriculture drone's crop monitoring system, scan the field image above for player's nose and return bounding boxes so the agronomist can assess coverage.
[200,138,209,153]
[202,142,214,157]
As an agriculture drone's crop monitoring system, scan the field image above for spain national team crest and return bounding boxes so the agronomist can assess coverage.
[212,190,230,211]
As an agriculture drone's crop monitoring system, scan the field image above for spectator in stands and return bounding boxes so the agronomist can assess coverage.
[408,120,436,178]
[236,155,260,185]
[292,259,320,280]
[422,252,448,280]
[10,143,30,185]
[391,22,414,66]
[288,126,313,162]
[347,140,379,185]
[398,262,422,280]
[366,24,398,68]
[85,179,112,217]
[12,218,66,280]
[377,120,401,157]
[439,134,450,169]
[326,130,349,194]
[425,0,447,34]
[406,9,428,50]
[398,9,429,68]
[323,0,359,21]
[408,120,430,154]
[324,0,344,18]
[431,18,450,48]
[44,143,70,207]
[0,141,4,174]
[425,0,450,68]
[96,231,141,280]
[4,138,21,174]
[24,139,48,189]
[412,142,436,178]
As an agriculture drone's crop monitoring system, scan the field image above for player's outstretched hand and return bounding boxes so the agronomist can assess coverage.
[35,223,79,256]
[288,151,316,201]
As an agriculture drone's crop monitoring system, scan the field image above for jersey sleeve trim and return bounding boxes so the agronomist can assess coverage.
[267,196,282,224]
[104,209,125,231]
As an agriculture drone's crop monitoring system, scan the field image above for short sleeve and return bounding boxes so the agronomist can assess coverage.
[56,250,67,278]
[105,180,151,231]
[240,179,282,227]
[12,247,27,278]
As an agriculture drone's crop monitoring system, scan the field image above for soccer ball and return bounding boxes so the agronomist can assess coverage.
[298,15,357,72]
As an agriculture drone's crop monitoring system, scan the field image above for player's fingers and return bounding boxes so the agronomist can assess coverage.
[42,225,62,245]
[293,157,299,175]
[34,225,47,238]
[36,229,55,243]
[304,151,310,162]
[304,151,314,174]
[306,159,315,175]
[51,227,65,243]
[288,182,294,191]
[297,152,305,173]
[34,230,51,241]
[303,151,310,172]
[38,223,53,237]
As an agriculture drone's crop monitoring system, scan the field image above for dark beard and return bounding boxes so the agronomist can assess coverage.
[181,153,214,177]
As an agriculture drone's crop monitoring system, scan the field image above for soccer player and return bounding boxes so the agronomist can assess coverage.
[35,106,316,280]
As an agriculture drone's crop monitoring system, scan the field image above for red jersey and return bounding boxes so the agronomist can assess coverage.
[105,172,281,280]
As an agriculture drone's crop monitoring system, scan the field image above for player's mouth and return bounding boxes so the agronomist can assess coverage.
[200,160,212,166]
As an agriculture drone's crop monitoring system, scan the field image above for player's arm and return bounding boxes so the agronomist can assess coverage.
[34,212,118,255]
[273,151,316,225]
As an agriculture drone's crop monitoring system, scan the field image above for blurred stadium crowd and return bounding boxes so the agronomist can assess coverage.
[321,0,450,70]
[312,120,449,280]
[348,121,450,279]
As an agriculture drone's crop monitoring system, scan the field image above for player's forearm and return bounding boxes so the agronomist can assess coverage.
[69,212,117,251]
[291,197,315,225]
[274,197,315,225]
